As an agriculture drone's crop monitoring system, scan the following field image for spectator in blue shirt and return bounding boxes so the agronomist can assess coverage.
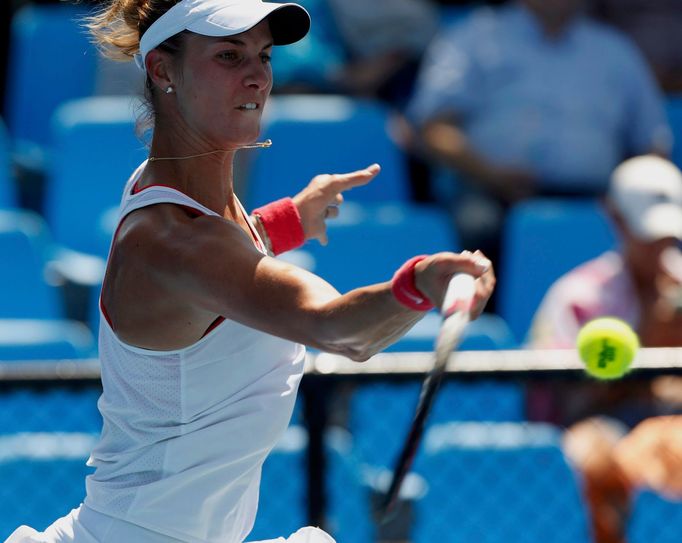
[592,0,682,93]
[406,0,671,266]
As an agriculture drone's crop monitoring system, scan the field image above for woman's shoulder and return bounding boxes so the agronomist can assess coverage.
[113,203,193,255]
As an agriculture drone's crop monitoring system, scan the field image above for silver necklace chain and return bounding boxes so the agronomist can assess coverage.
[148,139,272,162]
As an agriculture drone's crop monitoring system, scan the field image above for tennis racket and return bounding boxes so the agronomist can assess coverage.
[377,273,476,521]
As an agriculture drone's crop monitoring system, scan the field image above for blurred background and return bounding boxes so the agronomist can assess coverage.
[0,0,681,542]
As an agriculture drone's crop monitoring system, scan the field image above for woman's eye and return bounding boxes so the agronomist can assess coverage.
[218,51,238,61]
[260,53,272,64]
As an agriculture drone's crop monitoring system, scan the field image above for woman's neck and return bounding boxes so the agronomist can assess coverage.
[143,124,239,218]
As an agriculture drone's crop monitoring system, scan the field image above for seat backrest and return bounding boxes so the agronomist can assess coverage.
[249,426,307,541]
[44,96,148,256]
[497,198,616,343]
[0,389,102,434]
[349,382,525,469]
[0,320,94,361]
[244,95,411,208]
[439,4,476,29]
[0,119,17,209]
[325,428,375,543]
[385,312,518,352]
[414,423,590,543]
[666,94,682,170]
[0,433,96,537]
[0,210,63,319]
[5,5,98,148]
[297,202,458,294]
[628,490,682,543]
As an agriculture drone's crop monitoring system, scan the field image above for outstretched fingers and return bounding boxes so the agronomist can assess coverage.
[326,163,381,193]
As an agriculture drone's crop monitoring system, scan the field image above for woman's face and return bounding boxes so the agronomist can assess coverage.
[172,21,274,148]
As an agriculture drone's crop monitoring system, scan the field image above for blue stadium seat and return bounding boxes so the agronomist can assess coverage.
[325,428,374,543]
[5,5,98,168]
[249,426,308,541]
[386,312,517,352]
[0,389,102,435]
[666,94,682,170]
[271,0,347,92]
[439,4,477,29]
[497,198,616,344]
[88,283,103,338]
[244,95,410,208]
[0,119,17,209]
[0,433,96,537]
[413,423,590,543]
[0,320,94,361]
[349,381,525,470]
[628,490,682,543]
[294,202,458,295]
[0,209,96,358]
[45,96,148,259]
[0,210,63,319]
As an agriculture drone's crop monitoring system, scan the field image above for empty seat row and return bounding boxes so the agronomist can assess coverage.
[0,209,95,360]
[325,422,591,543]
[0,119,16,209]
[2,399,680,541]
[0,424,306,541]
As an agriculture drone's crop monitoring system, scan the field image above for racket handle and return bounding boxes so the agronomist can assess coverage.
[441,273,475,318]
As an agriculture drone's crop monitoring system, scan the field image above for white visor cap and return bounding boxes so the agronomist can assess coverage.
[135,0,311,71]
[609,155,682,242]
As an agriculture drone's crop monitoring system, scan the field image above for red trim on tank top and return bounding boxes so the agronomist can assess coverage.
[132,179,194,196]
[203,316,226,336]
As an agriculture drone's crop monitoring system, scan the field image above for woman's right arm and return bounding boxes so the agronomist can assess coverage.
[125,205,494,360]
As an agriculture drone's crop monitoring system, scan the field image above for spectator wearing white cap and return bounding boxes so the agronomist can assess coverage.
[529,154,682,349]
[527,155,682,543]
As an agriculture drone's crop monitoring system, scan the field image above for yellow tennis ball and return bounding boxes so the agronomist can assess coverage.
[576,317,639,380]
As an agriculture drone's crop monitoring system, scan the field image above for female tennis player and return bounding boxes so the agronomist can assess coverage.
[6,1,494,542]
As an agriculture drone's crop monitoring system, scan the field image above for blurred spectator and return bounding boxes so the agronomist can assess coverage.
[529,155,682,349]
[405,0,671,265]
[563,414,682,543]
[528,155,682,543]
[269,0,440,108]
[325,0,440,108]
[592,0,682,93]
[269,0,348,94]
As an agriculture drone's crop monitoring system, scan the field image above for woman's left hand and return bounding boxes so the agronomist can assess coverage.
[292,164,380,245]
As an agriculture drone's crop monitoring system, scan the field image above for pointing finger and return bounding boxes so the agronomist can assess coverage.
[328,164,381,191]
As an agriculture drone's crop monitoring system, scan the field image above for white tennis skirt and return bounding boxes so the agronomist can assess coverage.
[4,505,336,543]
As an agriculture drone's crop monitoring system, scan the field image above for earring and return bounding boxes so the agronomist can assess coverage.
[165,86,174,94]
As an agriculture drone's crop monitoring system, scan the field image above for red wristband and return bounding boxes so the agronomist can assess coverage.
[391,255,434,311]
[253,198,305,256]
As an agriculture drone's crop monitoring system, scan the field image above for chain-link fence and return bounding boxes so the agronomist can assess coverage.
[1,351,681,542]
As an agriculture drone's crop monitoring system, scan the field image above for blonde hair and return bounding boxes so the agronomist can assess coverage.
[83,0,186,133]
[84,0,181,61]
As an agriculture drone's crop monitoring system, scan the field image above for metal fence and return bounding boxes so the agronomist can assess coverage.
[1,350,682,542]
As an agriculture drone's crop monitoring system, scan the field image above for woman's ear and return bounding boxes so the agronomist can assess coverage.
[145,49,176,94]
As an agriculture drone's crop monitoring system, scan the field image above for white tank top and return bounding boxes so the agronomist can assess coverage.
[85,162,306,543]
